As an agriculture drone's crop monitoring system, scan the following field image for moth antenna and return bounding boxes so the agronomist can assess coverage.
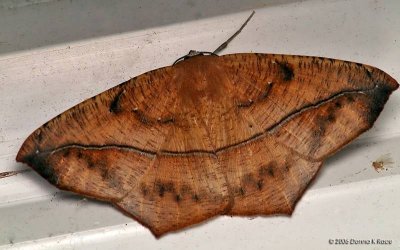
[213,10,255,55]
[173,12,255,65]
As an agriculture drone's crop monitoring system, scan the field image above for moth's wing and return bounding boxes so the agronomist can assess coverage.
[17,67,179,156]
[115,154,230,237]
[220,53,398,160]
[16,65,231,236]
[218,53,398,215]
[218,135,322,215]
[115,103,232,237]
[17,66,178,198]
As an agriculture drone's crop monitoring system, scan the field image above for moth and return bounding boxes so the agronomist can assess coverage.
[16,12,399,237]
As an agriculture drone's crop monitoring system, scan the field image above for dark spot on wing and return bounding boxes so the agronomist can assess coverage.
[239,187,245,196]
[87,158,95,168]
[109,90,124,113]
[140,184,148,196]
[257,180,263,190]
[278,61,294,81]
[192,194,199,202]
[366,84,394,126]
[317,115,329,134]
[365,68,372,79]
[346,95,355,103]
[156,182,166,197]
[175,194,181,203]
[62,149,70,157]
[23,153,58,185]
[327,113,336,122]
[267,165,275,177]
[335,101,342,108]
[155,180,175,198]
[259,161,277,178]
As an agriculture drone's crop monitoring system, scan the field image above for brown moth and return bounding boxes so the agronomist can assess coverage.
[16,12,398,237]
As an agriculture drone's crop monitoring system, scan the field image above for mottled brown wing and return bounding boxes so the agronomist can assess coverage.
[223,54,398,160]
[217,53,398,215]
[219,54,399,159]
[16,61,233,237]
[16,53,398,237]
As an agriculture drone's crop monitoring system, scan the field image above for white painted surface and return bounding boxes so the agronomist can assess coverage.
[0,0,399,249]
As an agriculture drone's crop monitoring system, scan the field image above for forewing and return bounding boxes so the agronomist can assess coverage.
[220,54,398,160]
[17,66,179,159]
[16,61,232,237]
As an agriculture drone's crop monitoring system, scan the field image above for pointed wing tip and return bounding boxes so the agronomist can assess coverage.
[16,150,59,186]
[15,150,24,163]
[16,127,43,161]
[392,79,399,90]
[384,72,399,90]
[366,79,399,127]
[113,202,175,238]
[375,67,398,92]
[16,139,34,163]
